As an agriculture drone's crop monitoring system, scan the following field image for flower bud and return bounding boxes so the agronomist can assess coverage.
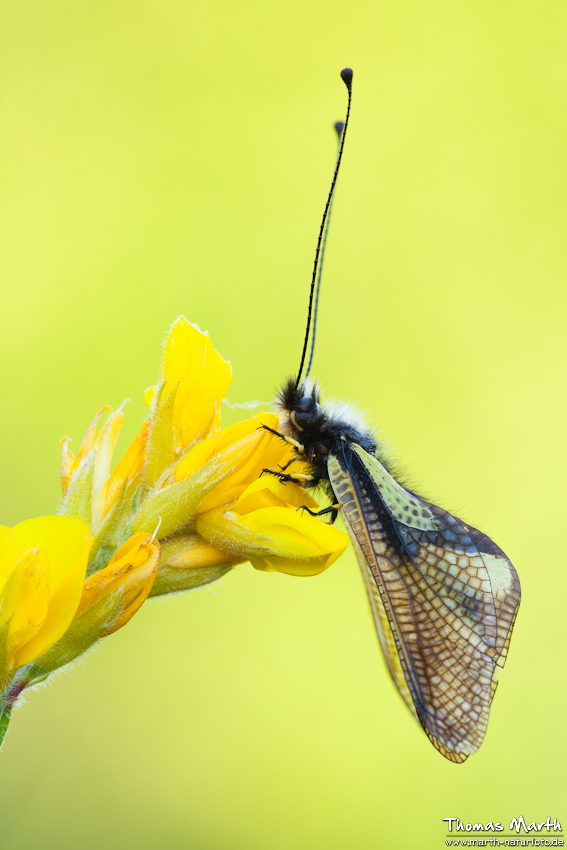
[74,532,160,636]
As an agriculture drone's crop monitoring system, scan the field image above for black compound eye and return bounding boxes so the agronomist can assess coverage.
[298,397,315,412]
[294,397,320,427]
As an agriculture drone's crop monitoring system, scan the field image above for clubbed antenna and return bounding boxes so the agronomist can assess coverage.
[295,68,353,388]
[303,121,344,381]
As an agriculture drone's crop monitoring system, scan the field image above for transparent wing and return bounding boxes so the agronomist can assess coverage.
[328,445,520,763]
[347,522,418,723]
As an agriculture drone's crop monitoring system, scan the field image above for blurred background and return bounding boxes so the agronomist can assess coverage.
[1,1,566,848]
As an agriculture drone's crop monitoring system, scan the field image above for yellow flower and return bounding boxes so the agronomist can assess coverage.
[0,315,354,748]
[0,516,92,677]
[131,412,297,539]
[196,477,348,577]
[57,315,347,608]
[5,533,161,703]
[173,412,297,511]
[74,532,160,636]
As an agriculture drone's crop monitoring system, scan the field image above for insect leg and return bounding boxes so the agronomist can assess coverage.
[298,503,340,524]
[259,425,305,454]
[278,457,300,472]
[261,468,315,485]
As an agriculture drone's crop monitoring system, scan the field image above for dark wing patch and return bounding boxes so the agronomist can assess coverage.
[328,445,520,763]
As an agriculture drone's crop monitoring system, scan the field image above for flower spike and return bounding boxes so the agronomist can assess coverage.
[1,315,349,750]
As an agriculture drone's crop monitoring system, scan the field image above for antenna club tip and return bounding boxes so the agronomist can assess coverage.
[334,120,344,139]
[340,67,353,90]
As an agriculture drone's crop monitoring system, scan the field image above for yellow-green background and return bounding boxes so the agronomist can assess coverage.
[1,2,565,848]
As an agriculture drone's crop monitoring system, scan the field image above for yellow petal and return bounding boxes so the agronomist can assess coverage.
[144,385,156,408]
[91,410,124,533]
[12,516,92,588]
[3,548,50,666]
[60,450,96,526]
[173,413,278,481]
[162,317,232,450]
[242,507,345,553]
[72,406,110,475]
[173,413,294,513]
[243,507,347,575]
[59,436,75,497]
[8,516,93,666]
[173,431,219,481]
[249,559,277,573]
[208,404,222,438]
[172,431,265,518]
[234,476,319,514]
[159,534,237,569]
[231,487,287,513]
[150,534,238,597]
[196,504,348,577]
[249,554,331,577]
[193,430,263,487]
[214,485,266,507]
[75,533,159,636]
[196,507,272,559]
[104,420,149,515]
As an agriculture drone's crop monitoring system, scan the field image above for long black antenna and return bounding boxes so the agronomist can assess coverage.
[295,67,353,388]
[304,120,344,382]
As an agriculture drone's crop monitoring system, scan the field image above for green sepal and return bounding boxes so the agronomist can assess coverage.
[86,484,134,576]
[145,381,178,487]
[129,482,145,516]
[149,533,241,596]
[196,508,273,558]
[150,564,235,597]
[27,591,125,681]
[131,458,230,539]
[159,533,205,563]
[60,452,95,526]
[86,541,119,579]
[87,482,150,577]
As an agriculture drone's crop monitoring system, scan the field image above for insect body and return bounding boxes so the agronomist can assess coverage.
[275,379,520,763]
[268,68,521,763]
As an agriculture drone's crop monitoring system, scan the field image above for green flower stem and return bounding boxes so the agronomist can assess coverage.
[0,677,28,750]
[0,708,11,749]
